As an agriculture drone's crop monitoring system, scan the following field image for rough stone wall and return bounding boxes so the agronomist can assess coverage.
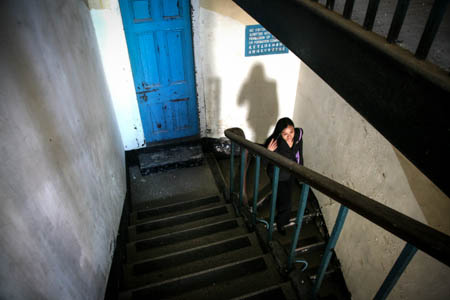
[0,1,126,299]
[293,63,450,299]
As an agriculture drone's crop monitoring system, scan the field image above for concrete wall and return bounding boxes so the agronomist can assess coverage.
[0,1,126,299]
[193,0,301,143]
[293,63,450,299]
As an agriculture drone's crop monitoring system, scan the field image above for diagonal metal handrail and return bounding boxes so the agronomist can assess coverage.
[225,128,450,268]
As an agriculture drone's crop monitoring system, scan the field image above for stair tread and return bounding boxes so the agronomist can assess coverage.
[132,191,218,211]
[120,255,283,300]
[277,221,324,247]
[127,218,248,262]
[229,281,298,300]
[130,195,224,225]
[138,144,204,175]
[297,249,340,278]
[124,233,263,289]
[129,204,236,241]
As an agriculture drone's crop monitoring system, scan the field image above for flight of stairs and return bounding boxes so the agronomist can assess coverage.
[118,148,299,299]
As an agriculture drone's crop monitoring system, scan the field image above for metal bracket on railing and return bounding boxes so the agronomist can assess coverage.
[256,218,269,229]
[296,259,309,272]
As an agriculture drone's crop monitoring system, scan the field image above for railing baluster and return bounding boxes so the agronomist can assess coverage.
[252,155,261,226]
[326,0,335,10]
[363,0,381,30]
[313,205,349,296]
[374,243,418,300]
[239,148,246,213]
[287,184,310,269]
[387,0,411,43]
[416,0,449,59]
[268,166,280,242]
[343,0,355,19]
[229,142,235,202]
[325,0,334,10]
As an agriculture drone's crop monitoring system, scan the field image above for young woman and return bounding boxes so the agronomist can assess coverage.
[265,117,303,235]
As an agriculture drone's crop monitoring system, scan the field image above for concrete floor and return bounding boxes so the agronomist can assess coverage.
[129,162,220,210]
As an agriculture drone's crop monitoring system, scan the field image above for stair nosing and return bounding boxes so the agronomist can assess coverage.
[127,217,244,246]
[126,232,257,267]
[131,194,222,216]
[132,191,221,212]
[229,282,292,300]
[129,203,232,229]
[129,209,236,242]
[123,254,268,294]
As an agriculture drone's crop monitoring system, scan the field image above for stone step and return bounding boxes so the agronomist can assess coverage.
[119,255,283,300]
[128,204,235,241]
[130,195,223,225]
[123,233,263,289]
[126,218,248,263]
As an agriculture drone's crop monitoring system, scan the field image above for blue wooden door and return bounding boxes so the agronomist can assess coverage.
[119,0,199,143]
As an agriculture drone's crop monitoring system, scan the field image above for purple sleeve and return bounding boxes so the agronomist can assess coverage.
[296,128,303,164]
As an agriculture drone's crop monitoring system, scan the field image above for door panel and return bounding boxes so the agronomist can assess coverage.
[137,32,160,85]
[167,31,185,83]
[120,0,199,143]
[162,0,181,19]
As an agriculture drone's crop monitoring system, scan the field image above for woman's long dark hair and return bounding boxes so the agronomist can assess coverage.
[264,117,295,146]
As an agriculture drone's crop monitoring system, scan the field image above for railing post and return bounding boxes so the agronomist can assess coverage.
[313,205,349,296]
[287,184,310,269]
[239,148,246,213]
[374,243,418,300]
[252,155,261,226]
[229,142,235,202]
[268,166,280,242]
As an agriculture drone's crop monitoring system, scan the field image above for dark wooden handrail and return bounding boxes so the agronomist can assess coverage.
[225,128,450,268]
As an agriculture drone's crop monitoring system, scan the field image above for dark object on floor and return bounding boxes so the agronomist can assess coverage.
[202,137,241,159]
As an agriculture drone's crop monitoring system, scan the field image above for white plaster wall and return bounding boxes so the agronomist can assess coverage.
[192,0,301,143]
[293,63,450,299]
[0,1,126,299]
[90,1,145,150]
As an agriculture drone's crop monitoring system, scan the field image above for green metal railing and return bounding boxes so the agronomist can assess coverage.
[225,128,450,299]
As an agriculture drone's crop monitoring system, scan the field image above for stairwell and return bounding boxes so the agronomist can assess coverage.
[109,141,351,299]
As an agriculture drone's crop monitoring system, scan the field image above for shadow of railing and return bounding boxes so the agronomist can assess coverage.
[225,127,450,300]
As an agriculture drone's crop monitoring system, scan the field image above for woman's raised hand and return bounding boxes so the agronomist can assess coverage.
[267,138,278,151]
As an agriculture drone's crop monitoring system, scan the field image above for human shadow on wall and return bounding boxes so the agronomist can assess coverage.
[237,63,279,143]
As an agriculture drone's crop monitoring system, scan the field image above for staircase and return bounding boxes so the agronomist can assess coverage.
[219,154,351,299]
[117,143,300,299]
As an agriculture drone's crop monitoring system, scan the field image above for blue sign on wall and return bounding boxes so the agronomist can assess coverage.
[245,24,289,57]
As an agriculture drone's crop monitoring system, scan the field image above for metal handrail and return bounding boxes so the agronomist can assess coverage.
[225,128,450,268]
